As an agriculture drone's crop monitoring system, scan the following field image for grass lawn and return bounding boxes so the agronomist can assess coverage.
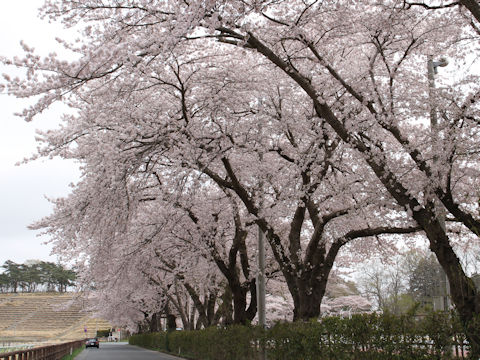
[61,346,84,360]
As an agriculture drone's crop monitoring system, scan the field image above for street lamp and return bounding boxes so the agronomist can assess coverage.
[257,226,266,329]
[256,148,266,360]
[427,54,448,231]
[429,57,448,75]
[427,56,448,129]
[427,55,450,311]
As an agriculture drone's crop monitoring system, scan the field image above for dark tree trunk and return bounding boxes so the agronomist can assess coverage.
[246,279,257,321]
[183,194,255,326]
[164,301,177,331]
[207,293,216,326]
[214,286,234,326]
[421,217,480,358]
[149,312,162,332]
[227,277,257,325]
[291,272,329,321]
[459,0,480,24]
[231,286,248,324]
[183,282,210,328]
[166,314,177,331]
[280,235,341,322]
[222,289,234,326]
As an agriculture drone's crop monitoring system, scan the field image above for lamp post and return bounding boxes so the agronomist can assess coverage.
[257,227,266,360]
[427,55,450,311]
[257,149,266,360]
[427,55,448,231]
[427,56,448,132]
[256,148,266,331]
[257,226,266,329]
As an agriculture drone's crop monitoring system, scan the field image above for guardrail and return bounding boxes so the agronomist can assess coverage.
[0,339,85,360]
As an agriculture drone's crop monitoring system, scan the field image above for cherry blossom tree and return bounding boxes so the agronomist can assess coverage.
[3,0,480,353]
[145,185,261,326]
[29,90,269,325]
[11,34,419,324]
[34,162,262,327]
[178,1,480,352]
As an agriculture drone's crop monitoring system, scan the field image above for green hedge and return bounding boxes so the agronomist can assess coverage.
[129,312,468,360]
[96,329,111,338]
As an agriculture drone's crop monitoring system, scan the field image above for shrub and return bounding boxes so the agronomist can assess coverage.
[129,331,168,352]
[129,311,465,360]
[96,329,110,338]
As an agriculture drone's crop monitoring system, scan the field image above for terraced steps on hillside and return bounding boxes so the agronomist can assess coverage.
[0,293,111,342]
[0,299,40,331]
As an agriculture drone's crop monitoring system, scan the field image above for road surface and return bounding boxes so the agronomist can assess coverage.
[75,342,187,360]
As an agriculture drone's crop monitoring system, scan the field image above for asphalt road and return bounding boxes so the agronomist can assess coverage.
[75,342,187,360]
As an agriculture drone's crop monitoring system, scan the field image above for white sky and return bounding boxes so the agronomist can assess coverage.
[0,1,80,266]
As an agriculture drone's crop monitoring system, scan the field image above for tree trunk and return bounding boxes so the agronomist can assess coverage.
[164,301,177,331]
[214,286,234,326]
[422,218,480,358]
[207,293,216,326]
[223,292,234,326]
[149,312,162,332]
[226,278,257,325]
[292,275,328,321]
[459,0,480,24]
[246,279,257,321]
[283,262,330,322]
[189,303,196,330]
[166,314,177,331]
[231,286,248,324]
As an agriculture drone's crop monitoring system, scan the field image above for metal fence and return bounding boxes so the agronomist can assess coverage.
[0,339,85,360]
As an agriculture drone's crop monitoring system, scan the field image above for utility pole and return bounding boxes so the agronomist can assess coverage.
[427,55,450,311]
[427,56,446,131]
[257,149,266,360]
[257,225,266,360]
[427,55,448,231]
[257,226,266,328]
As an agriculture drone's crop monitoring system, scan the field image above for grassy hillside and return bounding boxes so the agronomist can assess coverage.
[0,293,110,342]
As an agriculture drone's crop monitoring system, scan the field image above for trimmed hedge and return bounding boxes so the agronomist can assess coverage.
[96,329,111,338]
[129,311,469,360]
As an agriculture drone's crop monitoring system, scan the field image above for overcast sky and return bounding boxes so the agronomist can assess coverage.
[0,1,80,266]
